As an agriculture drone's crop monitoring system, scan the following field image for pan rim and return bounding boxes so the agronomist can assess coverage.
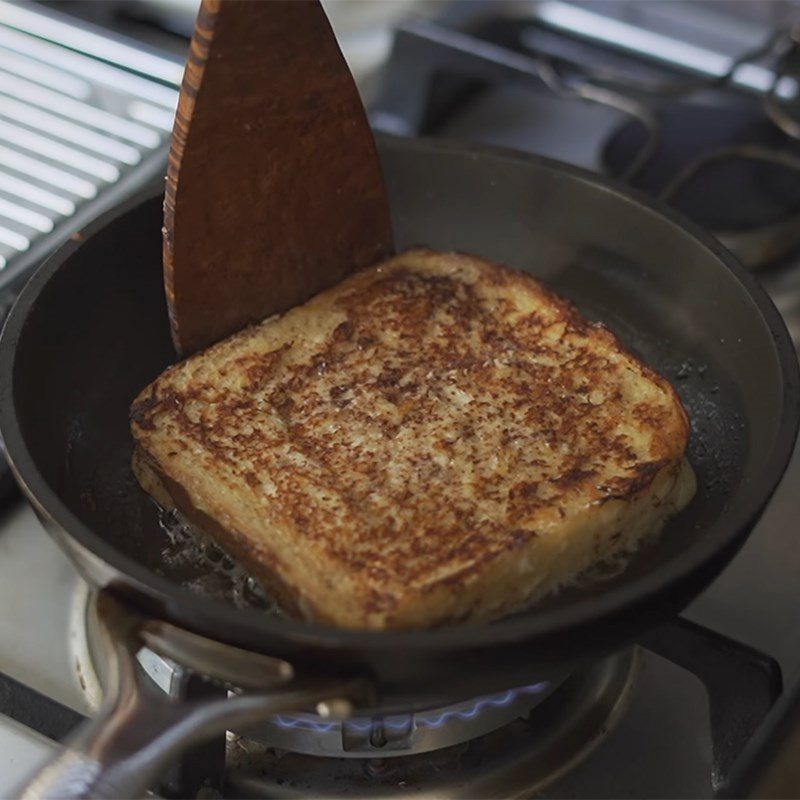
[0,134,797,654]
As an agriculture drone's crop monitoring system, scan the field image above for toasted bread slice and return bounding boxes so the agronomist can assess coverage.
[131,249,695,629]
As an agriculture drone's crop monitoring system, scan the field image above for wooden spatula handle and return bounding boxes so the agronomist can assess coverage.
[164,0,393,355]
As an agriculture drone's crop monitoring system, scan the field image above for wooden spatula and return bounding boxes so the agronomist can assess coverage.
[164,0,394,355]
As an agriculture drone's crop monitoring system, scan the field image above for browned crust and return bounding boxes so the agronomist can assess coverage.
[131,247,694,629]
[133,446,334,624]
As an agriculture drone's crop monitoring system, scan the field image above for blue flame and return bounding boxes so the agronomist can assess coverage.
[271,680,551,734]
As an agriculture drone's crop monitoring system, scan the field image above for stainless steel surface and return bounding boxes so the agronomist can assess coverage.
[224,650,640,799]
[140,620,295,692]
[531,0,800,99]
[0,0,177,276]
[0,1,182,84]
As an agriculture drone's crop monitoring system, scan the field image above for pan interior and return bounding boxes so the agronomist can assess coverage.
[8,139,789,630]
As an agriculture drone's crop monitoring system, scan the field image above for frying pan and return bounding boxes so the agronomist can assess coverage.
[2,136,798,798]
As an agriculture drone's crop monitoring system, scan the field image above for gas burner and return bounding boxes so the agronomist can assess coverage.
[246,680,558,759]
[603,103,800,270]
[224,651,639,799]
[71,586,637,797]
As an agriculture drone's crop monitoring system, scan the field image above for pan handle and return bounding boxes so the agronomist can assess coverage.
[15,593,361,800]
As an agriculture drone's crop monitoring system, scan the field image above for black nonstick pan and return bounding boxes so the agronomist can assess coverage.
[2,136,798,798]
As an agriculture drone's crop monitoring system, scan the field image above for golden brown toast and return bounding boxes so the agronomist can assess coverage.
[131,249,695,629]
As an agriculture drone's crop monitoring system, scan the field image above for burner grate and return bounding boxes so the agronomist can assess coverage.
[372,15,800,271]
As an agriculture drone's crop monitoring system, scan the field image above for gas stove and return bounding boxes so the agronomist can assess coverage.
[2,1,800,798]
[0,527,783,798]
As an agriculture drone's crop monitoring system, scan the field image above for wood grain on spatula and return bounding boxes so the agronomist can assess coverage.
[164,0,394,355]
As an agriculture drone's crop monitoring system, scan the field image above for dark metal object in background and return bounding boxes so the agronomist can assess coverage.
[603,108,800,269]
[371,15,800,271]
[0,1,180,291]
[152,674,227,798]
[0,672,83,742]
[723,665,800,798]
[0,136,797,795]
[642,617,782,790]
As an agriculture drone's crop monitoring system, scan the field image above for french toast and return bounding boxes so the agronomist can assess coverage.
[131,249,696,629]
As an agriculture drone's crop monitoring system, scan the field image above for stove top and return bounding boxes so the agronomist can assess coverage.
[0,513,782,798]
[2,1,800,798]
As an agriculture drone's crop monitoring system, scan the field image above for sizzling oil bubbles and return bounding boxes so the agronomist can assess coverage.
[157,505,283,615]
